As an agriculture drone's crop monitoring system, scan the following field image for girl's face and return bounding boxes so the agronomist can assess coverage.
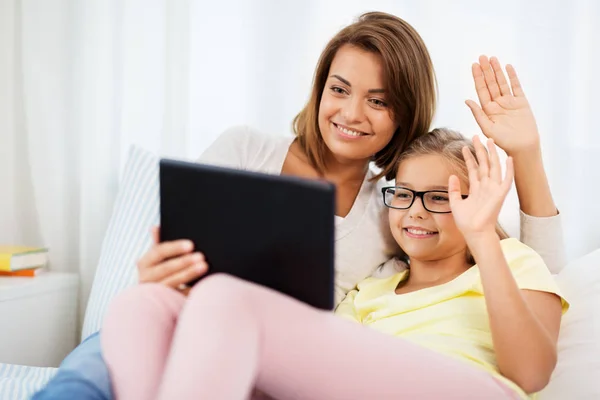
[318,44,399,164]
[389,154,469,262]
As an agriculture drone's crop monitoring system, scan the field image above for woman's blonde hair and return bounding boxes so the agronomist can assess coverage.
[397,128,509,264]
[293,11,437,181]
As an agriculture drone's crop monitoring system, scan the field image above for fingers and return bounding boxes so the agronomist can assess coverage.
[161,260,208,289]
[138,229,209,292]
[490,57,511,97]
[487,139,502,182]
[138,239,194,270]
[473,55,521,105]
[447,175,464,207]
[473,136,490,180]
[479,55,501,100]
[462,145,479,191]
[506,64,526,97]
[141,251,204,282]
[471,63,491,107]
[465,99,493,134]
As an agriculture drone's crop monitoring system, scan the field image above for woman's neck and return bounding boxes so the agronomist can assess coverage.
[322,149,370,185]
[405,250,472,288]
[288,140,369,184]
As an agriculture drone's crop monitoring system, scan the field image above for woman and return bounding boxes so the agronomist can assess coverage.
[136,11,437,306]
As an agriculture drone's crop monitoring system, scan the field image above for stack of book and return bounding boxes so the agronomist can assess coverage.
[0,246,49,277]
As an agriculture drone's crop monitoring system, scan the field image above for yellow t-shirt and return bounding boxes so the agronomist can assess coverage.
[335,238,569,399]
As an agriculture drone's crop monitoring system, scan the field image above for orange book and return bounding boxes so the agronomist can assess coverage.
[0,268,45,277]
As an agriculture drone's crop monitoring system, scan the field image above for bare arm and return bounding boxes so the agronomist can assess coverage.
[512,147,557,217]
[469,235,562,393]
[448,138,562,394]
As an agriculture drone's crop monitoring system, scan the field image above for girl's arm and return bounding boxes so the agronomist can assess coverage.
[469,235,562,393]
[448,138,562,394]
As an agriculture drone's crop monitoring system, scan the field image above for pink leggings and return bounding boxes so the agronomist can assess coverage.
[101,274,520,399]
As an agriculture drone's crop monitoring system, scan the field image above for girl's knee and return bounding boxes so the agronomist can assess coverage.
[104,283,184,326]
[190,273,243,293]
[110,283,169,307]
[187,273,251,309]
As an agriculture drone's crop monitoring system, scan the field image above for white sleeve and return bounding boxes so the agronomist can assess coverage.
[197,125,253,169]
[519,210,566,274]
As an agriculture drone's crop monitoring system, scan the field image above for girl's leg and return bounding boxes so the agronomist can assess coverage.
[157,274,520,400]
[101,283,186,400]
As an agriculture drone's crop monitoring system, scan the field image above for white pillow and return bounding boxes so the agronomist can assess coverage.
[539,247,600,399]
[81,145,159,340]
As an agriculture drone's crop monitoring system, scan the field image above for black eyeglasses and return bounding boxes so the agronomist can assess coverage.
[381,186,468,214]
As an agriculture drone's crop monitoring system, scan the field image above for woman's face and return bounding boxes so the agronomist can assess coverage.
[318,44,399,164]
[388,154,469,262]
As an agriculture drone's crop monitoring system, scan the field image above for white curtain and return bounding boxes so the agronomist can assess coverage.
[1,0,598,324]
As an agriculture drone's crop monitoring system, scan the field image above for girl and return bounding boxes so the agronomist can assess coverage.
[102,129,567,399]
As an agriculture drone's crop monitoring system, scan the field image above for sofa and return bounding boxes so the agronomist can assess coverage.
[0,145,598,399]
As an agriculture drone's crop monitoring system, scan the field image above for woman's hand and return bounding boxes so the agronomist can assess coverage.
[466,55,540,157]
[137,226,208,295]
[448,136,514,241]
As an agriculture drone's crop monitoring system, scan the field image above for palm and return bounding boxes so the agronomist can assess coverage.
[448,137,514,239]
[451,176,508,236]
[467,56,540,156]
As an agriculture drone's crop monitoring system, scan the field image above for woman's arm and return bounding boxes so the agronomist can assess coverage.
[468,56,558,216]
[448,138,562,394]
[469,236,562,393]
[466,56,565,271]
[511,147,556,217]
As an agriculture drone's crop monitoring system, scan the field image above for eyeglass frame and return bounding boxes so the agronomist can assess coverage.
[381,186,468,214]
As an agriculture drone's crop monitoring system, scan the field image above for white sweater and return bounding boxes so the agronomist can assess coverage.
[198,126,566,305]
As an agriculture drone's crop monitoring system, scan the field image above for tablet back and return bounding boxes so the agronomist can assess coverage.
[159,159,336,310]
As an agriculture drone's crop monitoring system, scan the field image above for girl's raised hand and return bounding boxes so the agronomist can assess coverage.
[448,136,514,241]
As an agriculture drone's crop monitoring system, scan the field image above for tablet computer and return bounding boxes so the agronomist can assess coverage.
[159,158,336,310]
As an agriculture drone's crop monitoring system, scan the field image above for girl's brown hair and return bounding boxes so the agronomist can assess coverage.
[293,11,437,181]
[397,127,509,264]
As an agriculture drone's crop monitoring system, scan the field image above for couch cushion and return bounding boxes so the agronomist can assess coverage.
[539,248,600,399]
[81,145,159,340]
[0,363,57,400]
